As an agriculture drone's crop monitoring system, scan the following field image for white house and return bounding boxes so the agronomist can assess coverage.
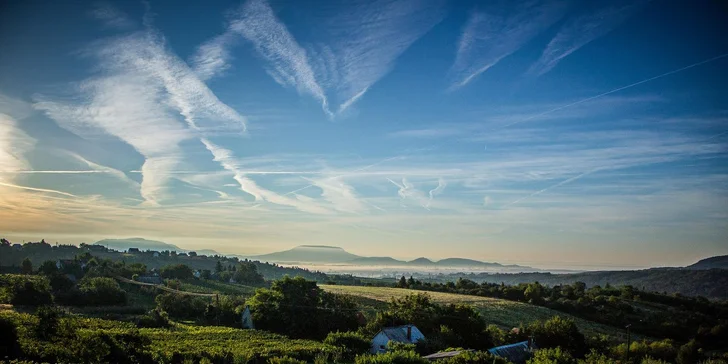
[241,306,254,329]
[370,325,425,353]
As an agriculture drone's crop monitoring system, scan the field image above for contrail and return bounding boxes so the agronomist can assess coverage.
[282,156,404,196]
[500,52,728,128]
[0,181,79,198]
[503,168,599,208]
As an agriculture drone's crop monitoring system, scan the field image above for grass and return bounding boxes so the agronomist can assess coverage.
[321,284,635,341]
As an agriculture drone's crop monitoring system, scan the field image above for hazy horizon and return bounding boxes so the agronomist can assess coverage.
[1,1,727,270]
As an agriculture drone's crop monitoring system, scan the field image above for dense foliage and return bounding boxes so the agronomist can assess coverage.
[247,276,361,339]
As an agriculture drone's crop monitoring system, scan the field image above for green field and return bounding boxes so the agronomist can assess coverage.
[1,310,335,363]
[178,279,258,296]
[321,284,634,341]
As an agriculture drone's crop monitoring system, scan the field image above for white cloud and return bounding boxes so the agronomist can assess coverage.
[193,0,444,116]
[35,26,246,205]
[426,178,446,208]
[91,2,135,29]
[306,176,367,213]
[527,1,648,77]
[0,113,34,179]
[450,1,567,90]
[201,137,331,214]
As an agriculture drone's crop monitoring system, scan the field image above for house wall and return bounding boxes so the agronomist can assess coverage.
[371,332,390,354]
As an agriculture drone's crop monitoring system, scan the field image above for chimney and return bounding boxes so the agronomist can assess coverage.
[407,326,412,341]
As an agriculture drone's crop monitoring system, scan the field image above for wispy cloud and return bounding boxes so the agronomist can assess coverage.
[193,0,444,116]
[387,177,430,209]
[201,138,331,214]
[426,178,446,208]
[450,0,567,90]
[0,113,34,179]
[36,14,246,205]
[91,2,135,30]
[305,176,367,214]
[195,0,332,117]
[527,1,648,77]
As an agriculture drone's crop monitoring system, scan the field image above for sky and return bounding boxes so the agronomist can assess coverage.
[0,0,727,269]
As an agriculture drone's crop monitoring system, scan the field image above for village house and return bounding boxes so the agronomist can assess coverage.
[370,325,424,353]
[487,340,534,364]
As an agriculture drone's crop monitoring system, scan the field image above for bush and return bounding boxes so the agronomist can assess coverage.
[527,347,576,364]
[268,356,307,364]
[355,350,428,364]
[155,293,207,319]
[160,264,194,280]
[35,306,61,339]
[0,274,53,306]
[324,331,371,359]
[136,308,171,328]
[527,316,585,356]
[0,315,21,358]
[436,351,511,364]
[79,277,127,306]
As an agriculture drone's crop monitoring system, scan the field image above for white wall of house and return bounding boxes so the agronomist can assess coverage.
[371,332,390,354]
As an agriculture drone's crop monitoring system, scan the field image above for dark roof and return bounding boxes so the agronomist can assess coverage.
[488,341,532,364]
[379,325,419,343]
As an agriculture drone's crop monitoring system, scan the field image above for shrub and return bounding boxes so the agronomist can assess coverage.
[136,308,172,328]
[324,331,371,359]
[437,351,511,364]
[268,356,307,364]
[0,275,53,305]
[79,277,127,306]
[355,350,428,364]
[0,315,21,358]
[527,316,585,356]
[527,347,576,364]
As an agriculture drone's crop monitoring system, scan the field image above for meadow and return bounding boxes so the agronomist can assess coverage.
[320,284,634,341]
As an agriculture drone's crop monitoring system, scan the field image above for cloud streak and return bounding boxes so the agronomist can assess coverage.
[194,0,443,116]
[527,1,648,77]
[450,0,567,90]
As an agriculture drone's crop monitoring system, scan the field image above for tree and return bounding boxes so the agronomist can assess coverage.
[21,258,33,274]
[526,316,585,356]
[201,269,212,279]
[160,264,194,280]
[39,260,59,275]
[324,331,371,360]
[232,262,265,286]
[398,276,408,288]
[215,260,224,273]
[247,276,360,339]
[676,340,699,364]
[527,347,576,364]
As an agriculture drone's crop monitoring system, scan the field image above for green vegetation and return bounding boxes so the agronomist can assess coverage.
[320,285,629,341]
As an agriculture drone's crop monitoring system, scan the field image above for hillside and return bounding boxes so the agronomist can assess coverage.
[94,238,182,253]
[320,284,635,341]
[437,258,502,267]
[349,256,404,265]
[687,255,728,270]
[454,268,728,299]
[408,257,435,265]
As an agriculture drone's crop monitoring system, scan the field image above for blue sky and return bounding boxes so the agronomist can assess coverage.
[1,0,727,269]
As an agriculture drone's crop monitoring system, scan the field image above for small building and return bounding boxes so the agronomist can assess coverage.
[12,244,22,250]
[487,340,534,364]
[152,251,160,258]
[193,270,201,279]
[370,325,425,354]
[128,247,140,253]
[241,306,254,329]
[56,259,75,270]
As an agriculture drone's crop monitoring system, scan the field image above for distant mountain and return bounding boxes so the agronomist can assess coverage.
[95,238,182,253]
[248,245,531,269]
[686,255,728,270]
[437,258,503,267]
[350,257,405,265]
[93,238,222,256]
[408,257,435,265]
[251,245,361,263]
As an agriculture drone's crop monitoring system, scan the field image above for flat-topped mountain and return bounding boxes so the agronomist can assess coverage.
[250,245,530,269]
[252,245,362,263]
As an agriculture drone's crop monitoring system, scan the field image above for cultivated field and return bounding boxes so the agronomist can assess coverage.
[320,284,634,341]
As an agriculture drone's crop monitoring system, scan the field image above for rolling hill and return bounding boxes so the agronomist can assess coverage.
[320,284,636,342]
[687,255,728,270]
[94,238,183,253]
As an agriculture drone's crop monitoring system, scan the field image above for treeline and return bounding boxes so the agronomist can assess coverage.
[394,276,728,351]
[0,239,371,286]
[438,269,728,299]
